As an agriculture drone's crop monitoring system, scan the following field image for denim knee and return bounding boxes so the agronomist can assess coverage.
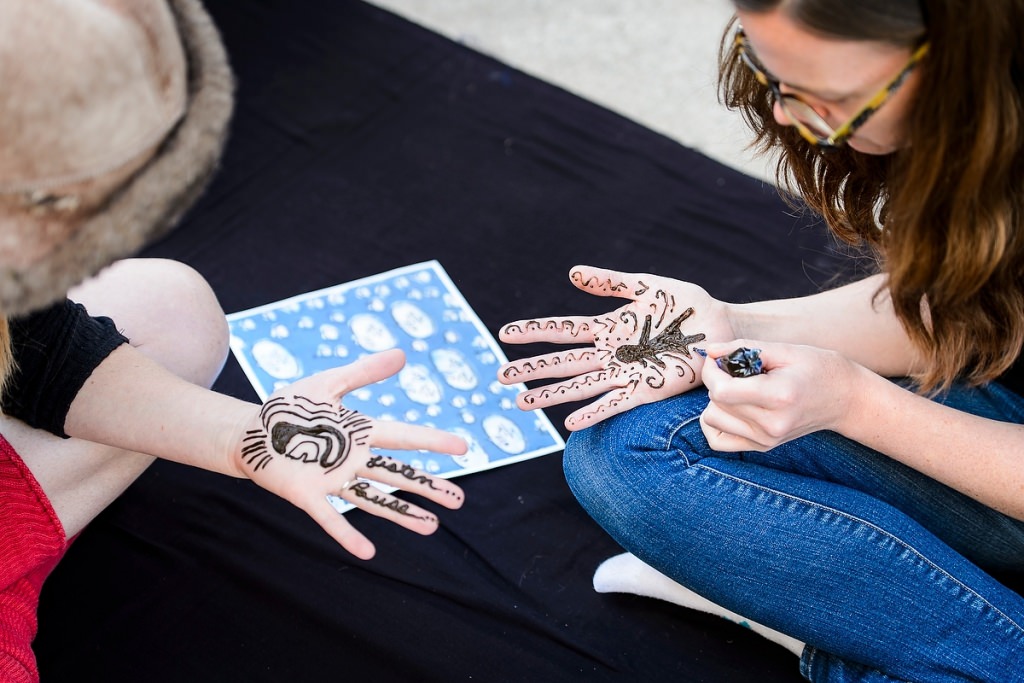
[563,392,710,538]
[562,414,621,522]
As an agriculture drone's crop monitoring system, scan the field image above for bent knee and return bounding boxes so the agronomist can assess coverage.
[562,409,662,513]
[70,258,229,386]
[563,416,629,483]
[564,394,707,470]
[563,395,712,513]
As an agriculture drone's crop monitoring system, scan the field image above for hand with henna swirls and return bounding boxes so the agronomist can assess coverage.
[231,349,467,560]
[497,265,736,430]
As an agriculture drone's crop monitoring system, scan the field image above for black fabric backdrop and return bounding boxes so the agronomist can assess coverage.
[35,2,1008,681]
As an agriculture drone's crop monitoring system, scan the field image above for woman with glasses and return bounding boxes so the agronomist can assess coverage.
[498,0,1024,680]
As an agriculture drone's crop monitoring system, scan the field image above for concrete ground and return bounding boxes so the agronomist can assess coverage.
[368,0,774,182]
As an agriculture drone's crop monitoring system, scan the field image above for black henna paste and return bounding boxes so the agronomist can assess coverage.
[501,350,598,380]
[241,429,274,471]
[571,270,630,294]
[614,308,705,369]
[503,319,591,338]
[271,422,349,469]
[653,290,675,326]
[522,371,611,405]
[366,454,440,489]
[242,395,372,474]
[348,481,434,521]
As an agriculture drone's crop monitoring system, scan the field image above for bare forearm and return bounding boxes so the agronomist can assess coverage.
[840,364,1024,520]
[64,344,252,477]
[730,274,921,376]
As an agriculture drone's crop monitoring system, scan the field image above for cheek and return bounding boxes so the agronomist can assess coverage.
[853,73,921,151]
[849,101,911,153]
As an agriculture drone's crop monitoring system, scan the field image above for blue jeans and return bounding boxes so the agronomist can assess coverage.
[564,380,1024,682]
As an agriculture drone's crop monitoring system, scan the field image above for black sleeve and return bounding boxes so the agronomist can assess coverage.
[2,299,129,438]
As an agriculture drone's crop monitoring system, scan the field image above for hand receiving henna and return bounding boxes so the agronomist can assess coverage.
[232,349,467,560]
[497,265,735,430]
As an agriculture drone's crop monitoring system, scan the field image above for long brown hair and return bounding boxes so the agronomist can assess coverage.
[0,316,13,400]
[720,0,1024,392]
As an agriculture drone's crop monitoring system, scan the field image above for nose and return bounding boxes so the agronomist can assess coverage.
[772,89,832,133]
[772,100,792,128]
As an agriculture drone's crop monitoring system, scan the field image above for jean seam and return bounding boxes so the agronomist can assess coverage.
[665,413,702,467]
[800,645,816,679]
[694,461,1024,638]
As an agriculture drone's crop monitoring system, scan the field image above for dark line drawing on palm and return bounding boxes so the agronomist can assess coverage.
[519,303,707,426]
[241,396,372,474]
[567,300,705,427]
[604,306,706,389]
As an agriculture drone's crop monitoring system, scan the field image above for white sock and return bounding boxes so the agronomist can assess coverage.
[593,552,805,657]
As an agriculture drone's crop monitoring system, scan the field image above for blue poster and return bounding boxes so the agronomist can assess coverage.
[226,261,564,510]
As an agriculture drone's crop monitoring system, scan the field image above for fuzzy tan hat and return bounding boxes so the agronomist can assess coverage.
[0,0,233,316]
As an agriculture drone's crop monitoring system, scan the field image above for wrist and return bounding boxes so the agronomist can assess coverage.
[726,300,762,340]
[216,400,261,479]
[832,360,880,438]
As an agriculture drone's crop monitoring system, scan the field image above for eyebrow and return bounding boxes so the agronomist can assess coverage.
[744,41,857,102]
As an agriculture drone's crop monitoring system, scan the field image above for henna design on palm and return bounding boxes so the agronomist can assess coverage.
[568,276,706,425]
[595,305,705,385]
[614,309,706,381]
[499,267,721,430]
[241,395,372,474]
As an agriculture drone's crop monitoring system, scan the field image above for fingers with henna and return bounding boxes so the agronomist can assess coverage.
[516,369,626,410]
[355,453,464,510]
[499,316,597,344]
[334,478,443,532]
[568,265,655,299]
[497,349,603,384]
[564,386,635,430]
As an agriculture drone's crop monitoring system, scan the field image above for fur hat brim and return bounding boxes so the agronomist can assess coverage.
[0,0,234,316]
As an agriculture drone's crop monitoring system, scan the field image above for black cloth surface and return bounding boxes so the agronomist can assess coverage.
[36,2,1016,681]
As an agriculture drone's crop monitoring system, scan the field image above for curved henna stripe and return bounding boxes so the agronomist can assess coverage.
[504,319,593,339]
[502,349,599,380]
[522,370,611,405]
[571,271,630,294]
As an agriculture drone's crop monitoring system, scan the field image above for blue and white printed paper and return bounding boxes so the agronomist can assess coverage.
[227,261,564,511]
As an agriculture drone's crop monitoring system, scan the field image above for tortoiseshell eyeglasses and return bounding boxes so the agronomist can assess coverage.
[735,28,929,147]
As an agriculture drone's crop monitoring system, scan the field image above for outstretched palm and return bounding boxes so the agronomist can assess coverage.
[498,265,733,429]
[235,349,467,559]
